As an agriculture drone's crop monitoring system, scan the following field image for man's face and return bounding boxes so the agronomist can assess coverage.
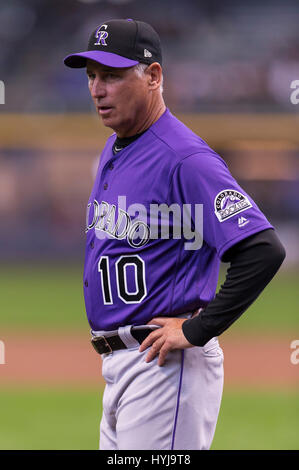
[86,60,150,137]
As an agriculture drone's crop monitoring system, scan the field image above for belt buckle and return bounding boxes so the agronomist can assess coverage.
[91,335,113,355]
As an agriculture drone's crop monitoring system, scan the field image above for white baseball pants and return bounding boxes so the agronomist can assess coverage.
[96,325,224,450]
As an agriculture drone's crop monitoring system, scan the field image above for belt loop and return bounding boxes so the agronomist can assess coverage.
[118,325,140,349]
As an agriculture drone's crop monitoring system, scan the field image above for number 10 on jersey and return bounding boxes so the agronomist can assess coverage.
[98,255,147,304]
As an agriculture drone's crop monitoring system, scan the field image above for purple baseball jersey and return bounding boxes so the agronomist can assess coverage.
[84,108,273,331]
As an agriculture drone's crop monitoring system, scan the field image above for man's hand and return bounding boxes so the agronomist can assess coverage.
[139,317,194,366]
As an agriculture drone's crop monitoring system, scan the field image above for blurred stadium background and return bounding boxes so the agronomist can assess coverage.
[0,0,298,450]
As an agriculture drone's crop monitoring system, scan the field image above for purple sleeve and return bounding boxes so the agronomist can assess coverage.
[169,151,273,259]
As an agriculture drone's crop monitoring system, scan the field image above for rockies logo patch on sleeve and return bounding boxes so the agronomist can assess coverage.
[214,189,252,222]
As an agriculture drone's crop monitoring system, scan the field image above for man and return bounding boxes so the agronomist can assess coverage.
[64,19,285,450]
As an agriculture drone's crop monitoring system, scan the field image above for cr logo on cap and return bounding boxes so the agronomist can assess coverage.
[95,24,108,46]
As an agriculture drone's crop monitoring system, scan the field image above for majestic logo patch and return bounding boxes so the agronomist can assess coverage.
[238,216,249,228]
[94,24,108,46]
[214,189,252,222]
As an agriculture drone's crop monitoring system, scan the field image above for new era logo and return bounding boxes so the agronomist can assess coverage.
[144,49,152,58]
[238,216,249,227]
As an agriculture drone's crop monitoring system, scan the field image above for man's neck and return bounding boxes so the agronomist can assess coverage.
[116,101,166,139]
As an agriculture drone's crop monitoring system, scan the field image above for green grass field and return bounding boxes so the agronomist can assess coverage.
[0,387,100,450]
[0,386,298,450]
[0,264,298,332]
[211,388,299,450]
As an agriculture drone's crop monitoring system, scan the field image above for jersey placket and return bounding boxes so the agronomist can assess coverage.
[98,156,117,197]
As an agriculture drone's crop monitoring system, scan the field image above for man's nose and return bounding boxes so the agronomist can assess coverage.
[90,77,106,99]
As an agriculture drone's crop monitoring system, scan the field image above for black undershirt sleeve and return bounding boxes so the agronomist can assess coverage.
[182,228,286,347]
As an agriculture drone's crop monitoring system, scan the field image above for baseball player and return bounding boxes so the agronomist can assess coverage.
[64,19,285,450]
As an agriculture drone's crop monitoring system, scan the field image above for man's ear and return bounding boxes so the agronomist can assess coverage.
[147,62,163,90]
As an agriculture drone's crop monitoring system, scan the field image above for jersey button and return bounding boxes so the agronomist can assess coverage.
[109,163,114,170]
[103,183,108,190]
[90,241,94,249]
[84,280,88,287]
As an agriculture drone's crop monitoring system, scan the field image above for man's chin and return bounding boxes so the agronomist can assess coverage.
[98,114,115,128]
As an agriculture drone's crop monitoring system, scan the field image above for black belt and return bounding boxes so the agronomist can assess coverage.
[91,328,153,355]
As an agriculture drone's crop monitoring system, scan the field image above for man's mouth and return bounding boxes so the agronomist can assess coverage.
[97,106,113,115]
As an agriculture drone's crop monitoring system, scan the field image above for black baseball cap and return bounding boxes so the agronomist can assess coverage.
[64,18,162,69]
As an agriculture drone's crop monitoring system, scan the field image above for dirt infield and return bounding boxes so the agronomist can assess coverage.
[0,330,298,388]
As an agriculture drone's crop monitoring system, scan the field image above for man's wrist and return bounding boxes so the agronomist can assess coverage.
[182,314,211,347]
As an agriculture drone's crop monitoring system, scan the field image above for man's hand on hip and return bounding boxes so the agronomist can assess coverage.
[139,317,193,366]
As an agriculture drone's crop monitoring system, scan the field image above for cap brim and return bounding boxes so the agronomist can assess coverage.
[64,51,139,68]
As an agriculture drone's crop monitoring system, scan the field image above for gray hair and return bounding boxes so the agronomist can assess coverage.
[134,63,164,93]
